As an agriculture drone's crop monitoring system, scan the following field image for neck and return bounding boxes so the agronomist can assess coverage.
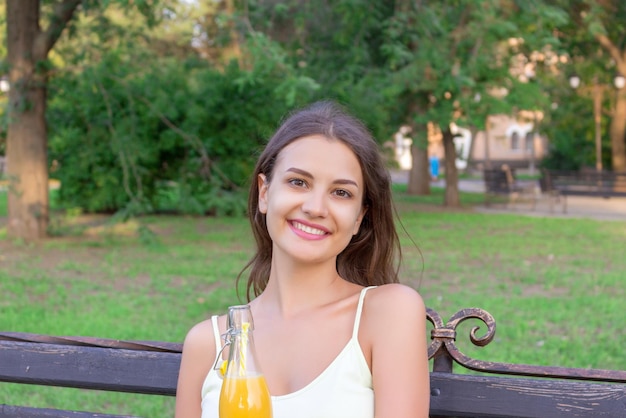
[253,257,349,318]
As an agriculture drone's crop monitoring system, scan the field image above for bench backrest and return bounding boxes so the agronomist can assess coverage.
[2,307,626,418]
[2,340,625,418]
[544,169,626,196]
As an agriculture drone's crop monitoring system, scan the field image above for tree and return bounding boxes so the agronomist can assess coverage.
[381,1,525,205]
[229,0,570,206]
[559,0,626,171]
[6,0,78,240]
[4,0,161,240]
[383,1,572,205]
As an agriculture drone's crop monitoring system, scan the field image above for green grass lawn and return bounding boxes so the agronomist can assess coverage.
[0,188,6,218]
[1,187,625,416]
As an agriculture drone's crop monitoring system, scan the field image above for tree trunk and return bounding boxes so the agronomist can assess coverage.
[465,126,478,175]
[6,0,80,240]
[442,128,460,207]
[407,144,430,195]
[610,89,626,172]
[405,94,430,195]
[6,0,49,240]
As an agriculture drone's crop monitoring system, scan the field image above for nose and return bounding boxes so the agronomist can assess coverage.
[302,190,328,218]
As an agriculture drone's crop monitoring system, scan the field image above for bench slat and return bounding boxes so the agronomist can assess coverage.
[0,341,179,395]
[0,405,136,418]
[430,372,626,417]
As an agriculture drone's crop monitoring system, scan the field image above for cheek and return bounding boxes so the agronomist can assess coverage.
[262,189,295,231]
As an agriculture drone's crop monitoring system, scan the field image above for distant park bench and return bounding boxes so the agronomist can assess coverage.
[2,307,625,417]
[483,165,537,209]
[541,169,626,213]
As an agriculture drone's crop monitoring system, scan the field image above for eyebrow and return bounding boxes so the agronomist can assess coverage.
[286,167,359,188]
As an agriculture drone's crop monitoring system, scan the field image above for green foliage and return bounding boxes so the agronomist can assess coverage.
[47,40,316,216]
[548,0,624,85]
[540,90,611,170]
[244,0,397,141]
[43,0,322,217]
[379,0,521,128]
[8,0,623,220]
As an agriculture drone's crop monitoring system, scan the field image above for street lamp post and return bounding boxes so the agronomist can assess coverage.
[569,73,625,172]
[592,81,603,172]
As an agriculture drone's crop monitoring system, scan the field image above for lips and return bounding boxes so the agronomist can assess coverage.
[291,221,328,236]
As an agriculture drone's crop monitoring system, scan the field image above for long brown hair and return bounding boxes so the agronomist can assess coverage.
[238,100,401,301]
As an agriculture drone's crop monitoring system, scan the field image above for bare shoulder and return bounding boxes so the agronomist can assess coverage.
[360,284,426,338]
[176,317,223,417]
[177,317,222,394]
[365,283,426,316]
[182,316,221,354]
[362,288,430,416]
[359,284,428,373]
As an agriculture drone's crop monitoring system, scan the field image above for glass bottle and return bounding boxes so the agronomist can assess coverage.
[219,305,272,418]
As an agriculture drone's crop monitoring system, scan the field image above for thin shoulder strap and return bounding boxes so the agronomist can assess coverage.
[352,286,377,339]
[211,315,222,359]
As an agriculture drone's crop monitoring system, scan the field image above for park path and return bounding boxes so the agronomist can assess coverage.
[390,169,626,222]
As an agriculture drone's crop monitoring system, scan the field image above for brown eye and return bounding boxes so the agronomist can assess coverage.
[288,178,306,188]
[334,189,353,198]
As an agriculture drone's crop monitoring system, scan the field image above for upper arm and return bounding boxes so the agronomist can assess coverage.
[175,319,216,418]
[364,284,430,418]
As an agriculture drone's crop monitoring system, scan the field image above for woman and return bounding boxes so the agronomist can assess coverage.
[175,100,430,418]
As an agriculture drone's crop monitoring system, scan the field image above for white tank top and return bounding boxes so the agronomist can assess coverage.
[200,286,375,418]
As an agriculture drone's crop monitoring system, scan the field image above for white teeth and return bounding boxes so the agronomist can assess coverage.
[293,222,326,235]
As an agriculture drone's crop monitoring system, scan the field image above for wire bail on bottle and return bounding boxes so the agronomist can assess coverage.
[213,305,255,379]
[212,329,232,379]
[218,304,272,417]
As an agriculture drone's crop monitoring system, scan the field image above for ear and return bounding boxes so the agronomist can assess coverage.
[258,174,269,214]
[352,206,368,235]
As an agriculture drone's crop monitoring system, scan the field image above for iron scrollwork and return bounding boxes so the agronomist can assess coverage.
[426,307,626,383]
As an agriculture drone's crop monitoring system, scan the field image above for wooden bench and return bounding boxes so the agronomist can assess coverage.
[2,307,626,417]
[483,166,537,209]
[542,169,626,213]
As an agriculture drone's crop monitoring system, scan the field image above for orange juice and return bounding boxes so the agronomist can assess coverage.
[219,375,272,418]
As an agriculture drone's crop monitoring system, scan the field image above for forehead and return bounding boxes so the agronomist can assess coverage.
[275,135,362,176]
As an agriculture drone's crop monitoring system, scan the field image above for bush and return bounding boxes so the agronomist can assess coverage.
[48,44,317,216]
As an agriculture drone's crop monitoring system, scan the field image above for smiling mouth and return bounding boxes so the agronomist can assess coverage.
[291,221,327,236]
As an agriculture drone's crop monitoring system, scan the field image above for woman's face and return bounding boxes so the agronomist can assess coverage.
[258,135,367,266]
